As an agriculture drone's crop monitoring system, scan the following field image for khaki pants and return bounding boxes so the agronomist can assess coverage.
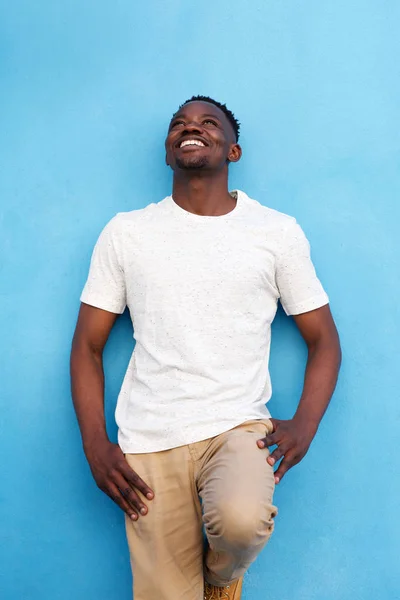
[125,419,277,600]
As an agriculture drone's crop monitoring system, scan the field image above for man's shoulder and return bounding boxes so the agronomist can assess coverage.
[116,199,166,221]
[107,197,170,232]
[239,190,296,231]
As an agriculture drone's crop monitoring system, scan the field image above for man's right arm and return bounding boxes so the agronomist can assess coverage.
[70,303,154,520]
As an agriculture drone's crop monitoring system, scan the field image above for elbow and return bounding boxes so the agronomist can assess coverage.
[309,328,342,368]
[70,333,103,369]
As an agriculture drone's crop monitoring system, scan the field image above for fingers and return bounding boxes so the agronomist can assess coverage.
[113,472,150,516]
[274,454,298,484]
[256,432,279,449]
[273,458,290,484]
[257,419,281,448]
[257,418,310,484]
[89,443,155,520]
[255,423,293,484]
[105,483,139,521]
[121,462,154,500]
[267,446,285,466]
[100,459,154,520]
[269,418,278,432]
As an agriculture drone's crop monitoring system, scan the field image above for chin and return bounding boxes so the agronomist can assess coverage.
[176,156,210,170]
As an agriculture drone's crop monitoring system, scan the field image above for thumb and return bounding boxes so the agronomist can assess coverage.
[269,418,279,432]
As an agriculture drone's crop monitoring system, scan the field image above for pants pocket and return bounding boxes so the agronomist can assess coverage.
[236,418,273,436]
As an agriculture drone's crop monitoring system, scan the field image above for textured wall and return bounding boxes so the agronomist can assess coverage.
[1,2,399,599]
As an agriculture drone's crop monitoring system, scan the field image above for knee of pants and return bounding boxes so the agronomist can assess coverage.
[205,502,276,551]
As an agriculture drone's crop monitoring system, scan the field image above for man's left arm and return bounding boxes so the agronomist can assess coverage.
[257,304,341,483]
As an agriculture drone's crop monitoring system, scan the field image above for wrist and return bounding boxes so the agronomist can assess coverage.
[83,431,110,458]
[292,411,320,433]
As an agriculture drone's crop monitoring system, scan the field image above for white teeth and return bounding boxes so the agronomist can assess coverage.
[180,139,205,148]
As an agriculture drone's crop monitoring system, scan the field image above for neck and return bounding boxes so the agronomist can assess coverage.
[171,168,235,216]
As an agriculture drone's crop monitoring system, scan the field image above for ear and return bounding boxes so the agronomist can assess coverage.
[165,152,169,166]
[227,143,242,163]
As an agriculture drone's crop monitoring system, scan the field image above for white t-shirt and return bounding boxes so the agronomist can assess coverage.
[81,190,329,453]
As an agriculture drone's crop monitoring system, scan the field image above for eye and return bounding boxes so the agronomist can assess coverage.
[203,119,218,126]
[170,120,185,129]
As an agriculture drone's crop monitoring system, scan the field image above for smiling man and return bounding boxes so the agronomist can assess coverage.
[71,95,341,600]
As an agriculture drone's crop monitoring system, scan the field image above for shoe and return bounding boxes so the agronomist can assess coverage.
[204,577,243,599]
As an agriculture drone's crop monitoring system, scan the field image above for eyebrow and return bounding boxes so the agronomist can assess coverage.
[200,113,221,120]
[171,113,222,122]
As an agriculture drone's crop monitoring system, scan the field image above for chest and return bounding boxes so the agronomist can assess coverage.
[122,224,278,305]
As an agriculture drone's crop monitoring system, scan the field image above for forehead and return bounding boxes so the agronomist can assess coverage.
[172,101,232,131]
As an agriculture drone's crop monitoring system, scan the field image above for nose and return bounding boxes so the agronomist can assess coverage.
[182,120,203,134]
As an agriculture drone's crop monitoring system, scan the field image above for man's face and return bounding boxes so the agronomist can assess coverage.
[165,101,241,172]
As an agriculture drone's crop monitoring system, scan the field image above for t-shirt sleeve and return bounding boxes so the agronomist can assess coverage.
[276,220,329,316]
[80,216,126,314]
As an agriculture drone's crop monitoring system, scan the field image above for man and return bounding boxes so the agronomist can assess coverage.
[70,95,341,600]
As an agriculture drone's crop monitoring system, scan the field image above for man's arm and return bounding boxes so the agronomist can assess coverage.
[257,304,341,483]
[70,303,154,519]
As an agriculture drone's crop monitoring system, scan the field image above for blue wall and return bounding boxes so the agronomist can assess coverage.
[1,2,399,599]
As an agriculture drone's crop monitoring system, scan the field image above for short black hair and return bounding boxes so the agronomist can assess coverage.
[178,95,241,141]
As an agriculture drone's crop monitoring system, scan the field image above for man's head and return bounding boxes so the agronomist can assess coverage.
[165,96,242,172]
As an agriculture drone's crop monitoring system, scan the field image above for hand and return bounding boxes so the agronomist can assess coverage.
[85,440,154,521]
[257,417,318,484]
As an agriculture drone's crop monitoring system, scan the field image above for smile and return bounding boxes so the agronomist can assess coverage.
[179,139,206,148]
